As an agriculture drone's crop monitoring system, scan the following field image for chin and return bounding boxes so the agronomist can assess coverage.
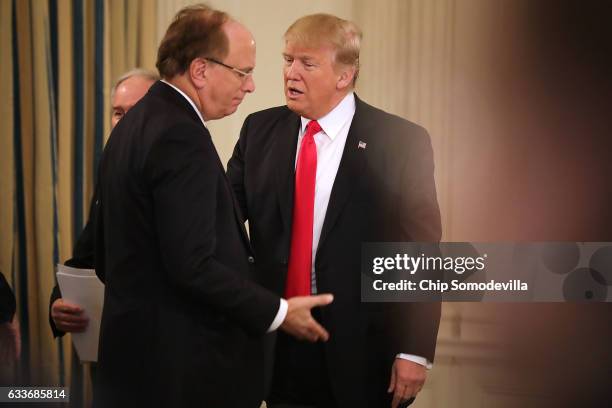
[286,100,305,115]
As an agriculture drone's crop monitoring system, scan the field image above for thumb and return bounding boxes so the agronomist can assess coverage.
[309,293,334,308]
[388,363,396,393]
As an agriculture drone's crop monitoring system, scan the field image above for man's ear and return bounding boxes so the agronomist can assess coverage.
[336,65,356,91]
[190,58,208,90]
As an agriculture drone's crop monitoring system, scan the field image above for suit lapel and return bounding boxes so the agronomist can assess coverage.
[273,113,301,232]
[158,81,255,252]
[205,131,254,253]
[318,96,372,250]
[227,175,254,253]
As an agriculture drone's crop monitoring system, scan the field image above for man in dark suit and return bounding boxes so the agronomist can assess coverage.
[94,5,332,408]
[227,14,442,408]
[49,68,158,338]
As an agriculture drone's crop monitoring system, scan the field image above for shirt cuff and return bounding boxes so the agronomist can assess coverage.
[267,298,288,333]
[396,353,433,370]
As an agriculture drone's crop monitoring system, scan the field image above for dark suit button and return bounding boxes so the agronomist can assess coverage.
[248,256,255,264]
[281,258,288,265]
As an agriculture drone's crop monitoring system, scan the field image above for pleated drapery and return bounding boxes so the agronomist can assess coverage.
[1,0,156,405]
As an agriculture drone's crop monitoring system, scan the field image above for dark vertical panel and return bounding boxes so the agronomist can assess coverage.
[11,0,30,377]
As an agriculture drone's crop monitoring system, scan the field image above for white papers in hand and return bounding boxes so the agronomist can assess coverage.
[56,264,104,362]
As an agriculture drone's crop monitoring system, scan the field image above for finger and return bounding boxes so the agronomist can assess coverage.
[391,386,405,408]
[396,377,417,399]
[54,312,89,324]
[58,320,88,329]
[56,318,89,329]
[54,299,84,313]
[59,305,84,314]
[402,385,416,400]
[306,319,329,342]
[307,328,319,342]
[388,366,396,393]
[58,322,88,332]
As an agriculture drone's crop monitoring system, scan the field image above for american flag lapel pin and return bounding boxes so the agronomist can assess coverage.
[358,141,367,149]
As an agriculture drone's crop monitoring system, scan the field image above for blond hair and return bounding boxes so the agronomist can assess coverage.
[285,13,362,84]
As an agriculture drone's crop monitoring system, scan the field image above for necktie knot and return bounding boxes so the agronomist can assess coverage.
[305,120,322,139]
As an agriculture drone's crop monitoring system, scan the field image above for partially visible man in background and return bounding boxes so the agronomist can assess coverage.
[48,68,158,338]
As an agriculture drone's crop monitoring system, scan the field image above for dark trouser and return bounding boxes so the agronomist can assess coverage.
[266,332,416,408]
[267,312,416,408]
[267,330,337,408]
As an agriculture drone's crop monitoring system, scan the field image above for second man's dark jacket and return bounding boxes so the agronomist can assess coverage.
[93,81,280,408]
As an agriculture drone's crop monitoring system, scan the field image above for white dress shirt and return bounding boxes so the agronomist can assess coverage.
[297,92,431,369]
[160,80,287,332]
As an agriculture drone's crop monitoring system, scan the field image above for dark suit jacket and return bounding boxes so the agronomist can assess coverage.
[227,95,442,408]
[49,199,96,338]
[93,81,280,408]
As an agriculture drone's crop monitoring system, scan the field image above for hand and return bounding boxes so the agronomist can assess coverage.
[51,298,89,333]
[280,294,333,342]
[0,317,21,364]
[388,358,427,408]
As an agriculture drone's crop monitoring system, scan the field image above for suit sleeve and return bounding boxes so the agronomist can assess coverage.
[226,115,250,221]
[395,125,442,362]
[49,196,98,338]
[146,123,279,336]
[0,271,16,324]
[65,197,96,270]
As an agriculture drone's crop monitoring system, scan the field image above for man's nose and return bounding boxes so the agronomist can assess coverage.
[243,74,255,93]
[284,62,300,80]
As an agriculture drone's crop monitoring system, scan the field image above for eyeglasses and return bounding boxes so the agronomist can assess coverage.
[205,57,253,80]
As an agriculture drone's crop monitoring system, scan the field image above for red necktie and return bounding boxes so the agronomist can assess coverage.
[285,120,321,298]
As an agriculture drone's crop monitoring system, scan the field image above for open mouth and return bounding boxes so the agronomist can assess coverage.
[287,86,304,97]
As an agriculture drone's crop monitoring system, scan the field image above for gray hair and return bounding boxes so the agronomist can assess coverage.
[110,68,159,99]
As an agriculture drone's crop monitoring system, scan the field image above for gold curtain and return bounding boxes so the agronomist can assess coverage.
[2,0,157,405]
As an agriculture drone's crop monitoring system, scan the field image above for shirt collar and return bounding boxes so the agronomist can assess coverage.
[161,79,207,128]
[300,92,356,141]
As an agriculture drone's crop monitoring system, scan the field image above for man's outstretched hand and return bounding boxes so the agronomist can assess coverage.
[280,294,333,342]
